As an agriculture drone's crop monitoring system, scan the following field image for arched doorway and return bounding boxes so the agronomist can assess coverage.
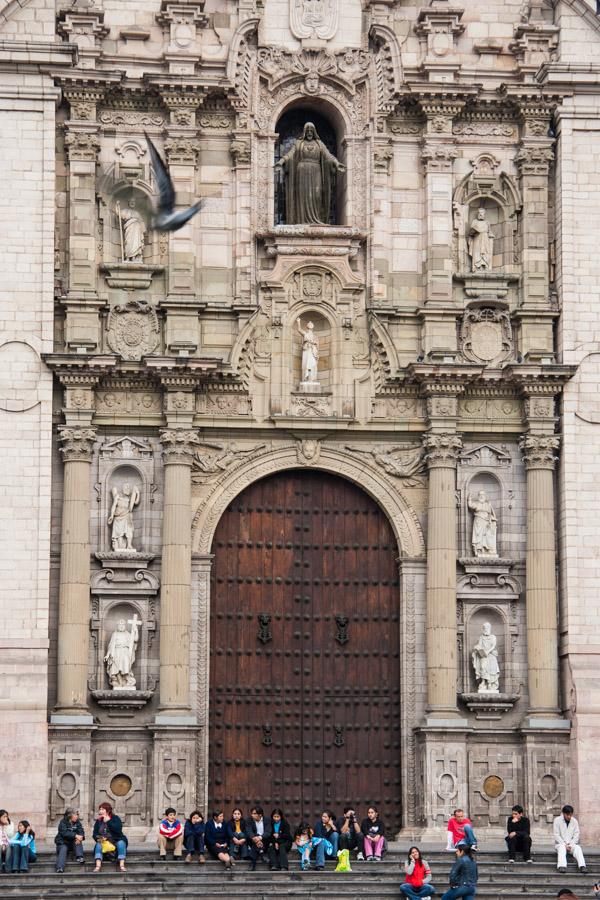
[208,470,402,830]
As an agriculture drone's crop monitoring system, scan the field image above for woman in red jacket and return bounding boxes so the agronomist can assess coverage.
[400,846,436,898]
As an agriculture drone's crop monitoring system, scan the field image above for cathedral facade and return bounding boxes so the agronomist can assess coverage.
[1,0,600,840]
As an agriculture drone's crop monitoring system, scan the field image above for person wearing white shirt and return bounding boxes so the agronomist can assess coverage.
[553,805,586,873]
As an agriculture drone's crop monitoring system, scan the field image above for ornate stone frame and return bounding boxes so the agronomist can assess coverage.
[189,444,426,827]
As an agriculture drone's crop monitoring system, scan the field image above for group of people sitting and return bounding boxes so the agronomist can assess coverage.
[157,804,386,871]
[0,797,589,898]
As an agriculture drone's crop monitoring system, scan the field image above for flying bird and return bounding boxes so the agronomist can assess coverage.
[144,133,203,232]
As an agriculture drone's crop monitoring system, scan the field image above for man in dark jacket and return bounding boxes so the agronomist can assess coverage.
[506,804,532,863]
[336,807,365,859]
[245,806,271,870]
[441,842,478,900]
[54,807,85,873]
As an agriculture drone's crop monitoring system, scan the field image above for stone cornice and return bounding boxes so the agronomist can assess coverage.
[44,354,119,381]
[0,40,76,69]
[143,357,220,379]
[502,364,577,394]
[406,363,484,392]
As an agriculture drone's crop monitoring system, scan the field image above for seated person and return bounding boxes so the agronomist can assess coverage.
[361,806,385,861]
[93,802,127,873]
[245,806,271,871]
[293,822,316,871]
[9,821,37,873]
[227,808,248,860]
[184,810,205,864]
[267,808,292,871]
[553,805,586,873]
[447,808,477,851]
[506,804,532,863]
[400,846,436,899]
[158,807,183,860]
[205,810,234,869]
[336,806,365,860]
[313,810,339,864]
[54,807,85,873]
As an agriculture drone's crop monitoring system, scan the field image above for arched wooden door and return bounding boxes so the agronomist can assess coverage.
[208,470,402,830]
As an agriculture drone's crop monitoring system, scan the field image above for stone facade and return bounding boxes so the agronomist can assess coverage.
[0,0,599,840]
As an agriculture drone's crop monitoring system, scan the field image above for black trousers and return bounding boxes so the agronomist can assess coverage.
[248,839,268,868]
[506,833,532,860]
[339,831,365,854]
[268,843,289,869]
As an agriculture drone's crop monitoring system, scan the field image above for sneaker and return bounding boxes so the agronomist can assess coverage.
[77,857,85,864]
[316,865,324,870]
[558,867,567,873]
[470,846,478,852]
[374,856,382,862]
[185,854,192,864]
[56,868,64,874]
[366,856,374,861]
[357,852,365,861]
[508,859,515,864]
[579,866,587,873]
[526,859,533,864]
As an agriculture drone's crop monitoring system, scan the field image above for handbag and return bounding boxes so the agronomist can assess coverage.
[101,838,116,854]
[335,848,352,872]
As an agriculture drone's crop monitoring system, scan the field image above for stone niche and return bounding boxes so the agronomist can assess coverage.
[95,436,157,554]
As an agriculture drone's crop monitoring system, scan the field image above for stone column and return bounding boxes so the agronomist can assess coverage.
[422,432,463,717]
[519,433,561,716]
[54,426,96,718]
[158,429,200,716]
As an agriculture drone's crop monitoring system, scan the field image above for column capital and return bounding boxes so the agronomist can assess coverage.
[519,433,560,470]
[515,142,554,177]
[64,128,102,163]
[160,428,200,464]
[421,140,458,173]
[422,432,463,468]
[58,426,97,463]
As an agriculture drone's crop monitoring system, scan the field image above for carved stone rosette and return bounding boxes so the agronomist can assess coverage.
[519,434,560,470]
[160,429,201,464]
[422,433,463,468]
[58,426,97,462]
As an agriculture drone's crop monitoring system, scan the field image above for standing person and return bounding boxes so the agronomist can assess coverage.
[157,807,184,861]
[441,842,478,900]
[205,810,234,869]
[336,806,365,860]
[245,806,271,871]
[54,807,85,873]
[506,805,532,863]
[361,806,386,861]
[313,810,339,865]
[92,802,127,873]
[553,805,586,873]
[447,809,478,851]
[267,808,292,871]
[9,821,36,873]
[227,808,248,861]
[0,810,14,873]
[400,846,436,898]
[184,810,205,864]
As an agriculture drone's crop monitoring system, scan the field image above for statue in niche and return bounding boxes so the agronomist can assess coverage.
[276,122,344,225]
[104,614,140,690]
[108,482,140,552]
[472,622,500,693]
[468,207,494,271]
[467,490,498,557]
[297,317,319,383]
[116,198,146,262]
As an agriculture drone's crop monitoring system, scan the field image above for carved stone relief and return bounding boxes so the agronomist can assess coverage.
[289,0,339,41]
[344,444,426,485]
[106,301,160,361]
[191,442,267,480]
[460,306,513,366]
[469,746,520,825]
[94,744,151,826]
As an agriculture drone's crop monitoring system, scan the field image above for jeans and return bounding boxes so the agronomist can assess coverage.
[56,840,84,870]
[94,839,127,861]
[556,845,585,869]
[456,825,477,848]
[313,834,338,866]
[441,886,477,900]
[229,840,248,860]
[10,845,37,872]
[506,833,532,861]
[400,885,436,899]
[184,834,205,855]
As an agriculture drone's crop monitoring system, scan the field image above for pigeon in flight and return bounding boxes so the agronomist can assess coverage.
[145,133,203,232]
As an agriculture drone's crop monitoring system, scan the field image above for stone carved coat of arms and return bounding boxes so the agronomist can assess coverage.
[106,300,160,361]
[290,0,339,41]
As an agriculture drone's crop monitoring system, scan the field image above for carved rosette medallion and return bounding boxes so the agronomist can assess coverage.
[422,433,463,468]
[519,434,560,470]
[289,0,339,41]
[160,429,201,465]
[106,301,160,361]
[58,426,97,463]
[460,306,513,366]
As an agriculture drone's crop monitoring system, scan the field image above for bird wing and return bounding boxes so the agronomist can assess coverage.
[145,133,175,214]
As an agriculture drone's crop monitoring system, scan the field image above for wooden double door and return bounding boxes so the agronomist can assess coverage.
[208,470,402,830]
